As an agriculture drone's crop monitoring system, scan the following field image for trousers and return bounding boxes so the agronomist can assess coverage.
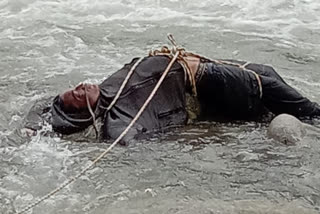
[196,61,320,119]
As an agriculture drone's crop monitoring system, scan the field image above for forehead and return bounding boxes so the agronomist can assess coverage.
[60,84,83,99]
[60,90,72,104]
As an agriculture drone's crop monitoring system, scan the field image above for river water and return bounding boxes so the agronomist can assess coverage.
[0,0,320,213]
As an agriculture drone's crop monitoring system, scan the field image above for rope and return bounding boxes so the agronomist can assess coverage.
[16,49,180,214]
[208,59,263,98]
[85,57,144,138]
[177,50,263,98]
[103,57,144,111]
[16,33,263,213]
[150,34,198,96]
[85,87,99,138]
[152,34,263,98]
[151,34,263,98]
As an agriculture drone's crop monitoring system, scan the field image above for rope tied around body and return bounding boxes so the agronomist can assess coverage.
[85,57,145,139]
[207,58,263,98]
[16,35,182,214]
[85,33,201,138]
[17,34,264,214]
[149,34,198,97]
[150,34,263,99]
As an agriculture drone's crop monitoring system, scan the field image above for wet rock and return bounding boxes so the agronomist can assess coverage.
[267,114,306,144]
[235,151,260,162]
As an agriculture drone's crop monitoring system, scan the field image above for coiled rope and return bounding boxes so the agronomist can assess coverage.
[16,36,181,214]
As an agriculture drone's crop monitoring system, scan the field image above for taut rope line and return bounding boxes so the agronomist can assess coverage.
[85,57,144,138]
[176,51,263,98]
[103,57,144,112]
[85,87,99,138]
[16,50,180,214]
[17,33,263,213]
[152,34,263,98]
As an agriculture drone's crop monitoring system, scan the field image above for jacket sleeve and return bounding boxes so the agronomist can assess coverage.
[103,109,145,145]
[23,97,53,131]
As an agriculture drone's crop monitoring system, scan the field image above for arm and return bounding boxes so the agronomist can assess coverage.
[22,97,53,136]
[103,109,145,146]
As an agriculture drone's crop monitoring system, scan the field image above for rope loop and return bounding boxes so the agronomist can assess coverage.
[149,34,198,96]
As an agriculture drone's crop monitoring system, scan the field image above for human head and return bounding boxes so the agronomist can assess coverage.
[60,83,100,112]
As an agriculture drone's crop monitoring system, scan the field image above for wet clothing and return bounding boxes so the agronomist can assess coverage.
[196,60,320,120]
[25,55,320,143]
[51,56,188,142]
[24,97,53,132]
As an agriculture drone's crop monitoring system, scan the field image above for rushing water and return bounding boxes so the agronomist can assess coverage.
[1,0,320,213]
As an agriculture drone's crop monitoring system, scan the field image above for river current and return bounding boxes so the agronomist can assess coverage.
[0,0,320,213]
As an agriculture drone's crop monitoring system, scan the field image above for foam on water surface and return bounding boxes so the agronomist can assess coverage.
[0,0,320,213]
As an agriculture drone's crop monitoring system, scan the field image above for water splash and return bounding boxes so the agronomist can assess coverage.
[0,0,320,213]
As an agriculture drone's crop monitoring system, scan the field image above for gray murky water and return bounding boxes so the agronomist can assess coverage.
[1,0,320,213]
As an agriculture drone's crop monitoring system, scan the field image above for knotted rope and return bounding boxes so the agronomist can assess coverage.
[180,51,263,98]
[149,34,198,96]
[150,34,263,98]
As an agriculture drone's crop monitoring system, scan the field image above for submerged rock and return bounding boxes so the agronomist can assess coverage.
[267,114,306,144]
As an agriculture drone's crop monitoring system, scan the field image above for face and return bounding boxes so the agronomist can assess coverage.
[60,83,100,111]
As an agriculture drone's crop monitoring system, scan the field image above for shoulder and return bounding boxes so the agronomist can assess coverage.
[101,55,183,84]
[137,55,183,75]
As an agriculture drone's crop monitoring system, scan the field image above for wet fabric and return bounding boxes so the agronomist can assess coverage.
[260,75,320,117]
[51,55,188,142]
[24,97,53,131]
[25,56,320,142]
[196,60,320,120]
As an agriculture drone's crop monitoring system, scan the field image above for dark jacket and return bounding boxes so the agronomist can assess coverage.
[23,57,270,139]
[26,56,319,141]
[49,55,188,142]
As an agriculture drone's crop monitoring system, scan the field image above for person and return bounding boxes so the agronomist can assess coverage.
[23,47,320,144]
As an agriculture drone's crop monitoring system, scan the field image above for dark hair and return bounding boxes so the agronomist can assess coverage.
[52,95,94,135]
[56,96,65,110]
